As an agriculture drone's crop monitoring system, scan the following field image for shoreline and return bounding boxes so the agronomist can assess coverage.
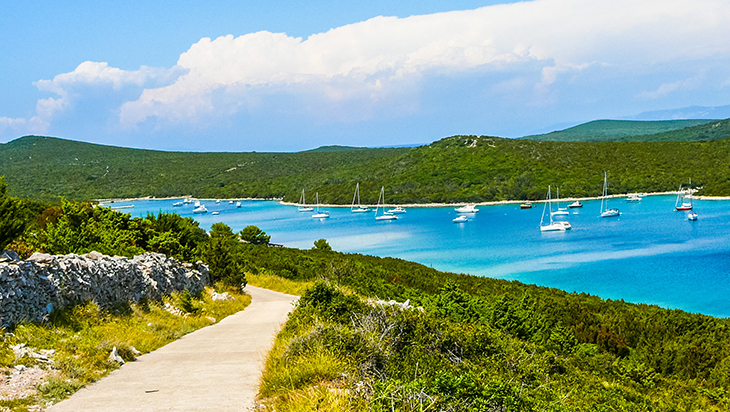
[95,190,724,209]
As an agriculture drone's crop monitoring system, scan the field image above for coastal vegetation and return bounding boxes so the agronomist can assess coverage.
[1,118,730,204]
[2,187,730,410]
[247,245,730,411]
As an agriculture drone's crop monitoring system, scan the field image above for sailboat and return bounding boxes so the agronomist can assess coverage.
[675,184,693,211]
[236,201,242,208]
[600,172,620,218]
[550,187,569,216]
[298,189,314,212]
[351,183,371,213]
[375,187,398,220]
[540,185,572,231]
[311,193,330,218]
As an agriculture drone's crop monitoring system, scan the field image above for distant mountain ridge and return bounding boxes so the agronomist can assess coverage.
[521,119,728,142]
[626,104,730,121]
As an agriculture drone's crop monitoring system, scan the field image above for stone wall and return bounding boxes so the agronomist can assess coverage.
[0,250,210,328]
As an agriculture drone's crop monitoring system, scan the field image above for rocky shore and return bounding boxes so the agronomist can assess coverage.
[0,250,210,328]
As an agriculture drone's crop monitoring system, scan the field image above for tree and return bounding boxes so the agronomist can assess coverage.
[210,222,237,239]
[0,177,29,250]
[201,236,246,287]
[239,225,270,245]
[313,238,332,251]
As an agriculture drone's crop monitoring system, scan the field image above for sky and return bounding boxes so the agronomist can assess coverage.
[2,0,730,152]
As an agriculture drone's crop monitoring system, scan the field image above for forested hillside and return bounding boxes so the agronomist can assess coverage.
[3,131,730,203]
[522,119,718,142]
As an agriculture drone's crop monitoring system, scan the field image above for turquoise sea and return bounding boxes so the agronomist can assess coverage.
[109,196,730,317]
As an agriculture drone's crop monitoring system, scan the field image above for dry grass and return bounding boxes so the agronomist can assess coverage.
[0,284,251,411]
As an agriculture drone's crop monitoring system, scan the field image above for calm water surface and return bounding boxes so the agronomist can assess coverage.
[110,196,730,317]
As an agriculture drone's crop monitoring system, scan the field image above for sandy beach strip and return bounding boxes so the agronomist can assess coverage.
[97,190,724,209]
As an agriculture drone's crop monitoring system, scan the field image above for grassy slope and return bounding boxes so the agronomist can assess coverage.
[4,125,730,203]
[523,119,717,142]
[0,136,409,201]
[245,246,730,411]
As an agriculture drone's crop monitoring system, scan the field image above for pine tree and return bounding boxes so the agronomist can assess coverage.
[0,177,27,250]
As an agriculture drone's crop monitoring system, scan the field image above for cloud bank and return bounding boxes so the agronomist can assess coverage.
[4,0,730,147]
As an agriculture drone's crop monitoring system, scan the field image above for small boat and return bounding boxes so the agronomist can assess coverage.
[688,211,698,221]
[626,194,641,202]
[455,204,479,213]
[675,184,693,211]
[211,211,220,215]
[236,201,242,208]
[568,201,583,208]
[194,200,201,207]
[216,200,221,204]
[229,200,234,204]
[453,215,468,223]
[183,198,193,204]
[540,185,572,231]
[550,188,569,216]
[193,205,208,214]
[298,189,314,212]
[520,202,533,209]
[386,206,406,214]
[351,183,371,213]
[600,172,620,218]
[311,193,330,219]
[376,187,398,221]
[172,201,184,207]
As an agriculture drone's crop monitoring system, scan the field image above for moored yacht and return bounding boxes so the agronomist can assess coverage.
[455,204,479,213]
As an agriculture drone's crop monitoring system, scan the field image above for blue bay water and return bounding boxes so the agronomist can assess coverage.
[111,196,730,317]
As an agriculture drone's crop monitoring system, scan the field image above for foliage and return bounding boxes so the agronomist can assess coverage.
[5,126,730,204]
[250,246,730,411]
[240,225,271,245]
[0,176,30,250]
[312,238,332,251]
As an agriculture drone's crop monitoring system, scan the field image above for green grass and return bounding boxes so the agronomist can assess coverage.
[0,285,251,410]
[247,273,313,296]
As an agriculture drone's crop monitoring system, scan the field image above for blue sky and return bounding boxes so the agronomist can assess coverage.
[2,0,730,151]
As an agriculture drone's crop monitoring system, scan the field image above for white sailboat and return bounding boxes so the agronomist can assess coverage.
[540,185,572,231]
[236,201,242,208]
[550,187,569,216]
[600,172,620,218]
[193,204,208,214]
[351,183,371,213]
[375,187,398,220]
[298,189,314,212]
[311,193,330,219]
[453,215,468,223]
[675,183,693,211]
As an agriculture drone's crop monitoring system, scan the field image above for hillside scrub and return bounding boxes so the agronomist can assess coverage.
[248,246,730,410]
[3,129,730,203]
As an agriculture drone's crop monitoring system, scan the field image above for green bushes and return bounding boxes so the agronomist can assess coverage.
[253,249,730,410]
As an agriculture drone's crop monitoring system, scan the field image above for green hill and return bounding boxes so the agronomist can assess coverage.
[4,133,730,203]
[523,119,717,142]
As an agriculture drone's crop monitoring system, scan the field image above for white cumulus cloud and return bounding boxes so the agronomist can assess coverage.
[7,0,730,138]
[118,0,730,128]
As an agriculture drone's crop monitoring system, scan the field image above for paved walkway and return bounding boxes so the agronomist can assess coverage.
[48,286,298,412]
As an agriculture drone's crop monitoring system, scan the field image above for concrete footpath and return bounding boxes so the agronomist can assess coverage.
[48,286,299,412]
